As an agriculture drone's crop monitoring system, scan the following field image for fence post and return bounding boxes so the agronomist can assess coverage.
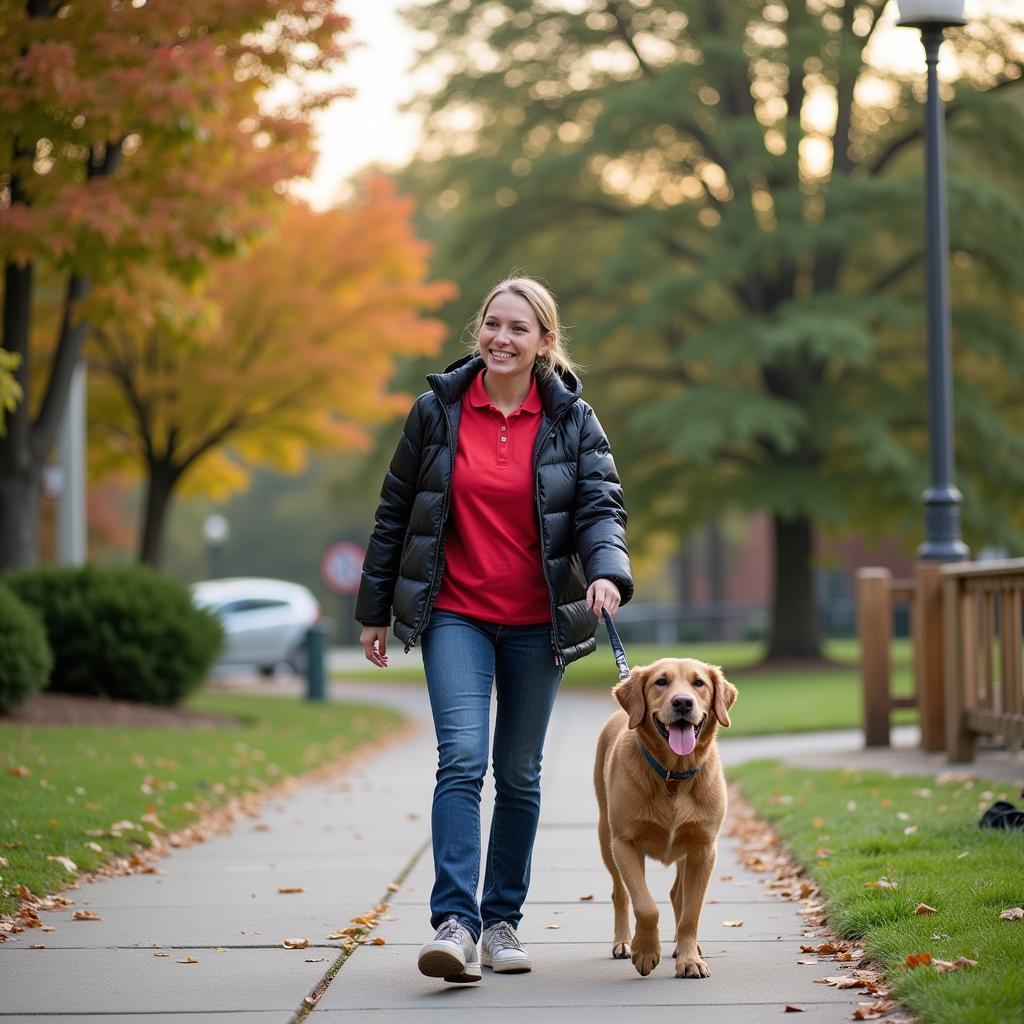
[913,562,946,752]
[857,568,893,747]
[942,573,973,762]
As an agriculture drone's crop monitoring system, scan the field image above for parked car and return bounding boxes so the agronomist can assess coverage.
[190,577,320,676]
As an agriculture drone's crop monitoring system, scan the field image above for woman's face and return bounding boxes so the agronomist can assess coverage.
[478,292,553,382]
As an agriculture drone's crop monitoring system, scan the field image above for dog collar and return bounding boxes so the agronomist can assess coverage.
[640,746,701,782]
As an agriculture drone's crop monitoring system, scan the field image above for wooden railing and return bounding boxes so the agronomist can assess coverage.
[856,568,917,747]
[942,559,1024,762]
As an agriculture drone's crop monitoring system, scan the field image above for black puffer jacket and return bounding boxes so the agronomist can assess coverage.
[355,355,633,665]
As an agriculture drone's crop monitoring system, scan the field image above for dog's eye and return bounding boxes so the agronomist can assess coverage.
[654,677,669,688]
[693,678,706,688]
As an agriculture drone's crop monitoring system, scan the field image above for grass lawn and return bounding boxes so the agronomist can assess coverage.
[337,638,916,737]
[732,760,1024,1024]
[0,692,403,917]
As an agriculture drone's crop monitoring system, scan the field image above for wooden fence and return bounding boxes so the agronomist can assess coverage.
[858,558,1024,761]
[856,568,916,747]
[942,560,1024,762]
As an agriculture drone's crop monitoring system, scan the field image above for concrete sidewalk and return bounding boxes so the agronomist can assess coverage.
[3,676,1016,1023]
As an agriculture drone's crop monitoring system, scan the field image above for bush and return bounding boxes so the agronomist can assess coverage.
[4,565,223,706]
[0,584,53,714]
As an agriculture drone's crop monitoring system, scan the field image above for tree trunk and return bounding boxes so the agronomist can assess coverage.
[138,462,179,568]
[0,461,41,570]
[766,513,823,660]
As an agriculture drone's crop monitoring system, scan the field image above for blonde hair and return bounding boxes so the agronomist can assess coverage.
[470,275,580,380]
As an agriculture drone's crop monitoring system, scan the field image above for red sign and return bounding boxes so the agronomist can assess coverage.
[321,541,365,596]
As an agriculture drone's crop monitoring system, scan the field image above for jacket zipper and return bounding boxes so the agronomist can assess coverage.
[533,418,564,669]
[404,397,456,652]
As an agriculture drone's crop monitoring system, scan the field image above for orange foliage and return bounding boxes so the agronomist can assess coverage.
[87,178,456,501]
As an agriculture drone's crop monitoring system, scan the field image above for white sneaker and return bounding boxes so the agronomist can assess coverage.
[417,916,481,983]
[481,921,532,973]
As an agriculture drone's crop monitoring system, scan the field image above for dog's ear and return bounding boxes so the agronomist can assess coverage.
[710,666,738,728]
[613,667,647,730]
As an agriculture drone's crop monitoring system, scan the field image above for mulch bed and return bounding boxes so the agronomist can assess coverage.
[0,692,246,730]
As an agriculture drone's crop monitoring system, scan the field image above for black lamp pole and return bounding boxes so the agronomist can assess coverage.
[903,15,969,562]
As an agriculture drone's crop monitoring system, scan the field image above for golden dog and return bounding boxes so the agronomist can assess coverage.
[594,658,738,978]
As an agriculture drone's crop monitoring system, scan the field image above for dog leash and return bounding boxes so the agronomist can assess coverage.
[602,607,630,681]
[602,607,700,788]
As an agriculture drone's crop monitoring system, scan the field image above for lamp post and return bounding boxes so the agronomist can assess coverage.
[896,0,969,563]
[202,513,230,579]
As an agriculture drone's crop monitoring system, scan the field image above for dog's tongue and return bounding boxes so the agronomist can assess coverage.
[669,722,696,757]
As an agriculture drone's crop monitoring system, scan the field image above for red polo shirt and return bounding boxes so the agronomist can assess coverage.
[434,370,551,625]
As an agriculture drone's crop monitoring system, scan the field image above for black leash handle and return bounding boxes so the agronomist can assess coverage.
[602,607,631,681]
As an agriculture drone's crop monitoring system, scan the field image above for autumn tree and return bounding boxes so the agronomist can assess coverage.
[87,178,455,567]
[398,0,1024,659]
[0,0,352,569]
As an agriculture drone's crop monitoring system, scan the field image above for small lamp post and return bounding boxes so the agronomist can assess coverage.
[202,513,230,579]
[896,0,969,563]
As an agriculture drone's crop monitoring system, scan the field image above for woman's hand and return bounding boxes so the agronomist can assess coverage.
[586,578,621,618]
[360,625,390,668]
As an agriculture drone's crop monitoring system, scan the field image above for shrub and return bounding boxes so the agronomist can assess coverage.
[0,584,53,714]
[4,565,223,706]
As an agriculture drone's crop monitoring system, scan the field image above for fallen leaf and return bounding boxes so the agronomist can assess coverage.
[544,924,560,929]
[722,920,744,927]
[797,959,819,965]
[904,826,918,836]
[956,851,969,860]
[7,765,30,777]
[720,874,734,880]
[579,894,594,901]
[305,956,327,962]
[254,823,271,832]
[154,952,170,957]
[933,956,978,973]
[387,883,400,892]
[178,956,199,964]
[864,877,898,890]
[72,911,101,921]
[277,886,305,894]
[46,855,77,873]
[28,943,45,949]
[85,842,103,853]
[783,1006,805,1013]
[999,907,1023,921]
[903,952,932,968]
[818,976,867,990]
[914,904,937,915]
[282,937,309,949]
[370,937,386,945]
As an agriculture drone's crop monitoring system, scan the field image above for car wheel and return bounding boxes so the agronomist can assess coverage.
[287,644,308,677]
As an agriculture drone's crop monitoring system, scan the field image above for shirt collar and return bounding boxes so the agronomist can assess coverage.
[468,369,542,415]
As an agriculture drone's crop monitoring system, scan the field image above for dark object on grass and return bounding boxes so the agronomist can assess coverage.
[0,584,53,713]
[978,800,1024,830]
[4,564,223,706]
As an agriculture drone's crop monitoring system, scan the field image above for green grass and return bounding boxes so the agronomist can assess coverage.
[338,638,916,737]
[732,761,1024,1024]
[0,692,403,916]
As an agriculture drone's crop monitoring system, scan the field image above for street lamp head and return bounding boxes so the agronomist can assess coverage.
[896,0,966,28]
[202,513,230,546]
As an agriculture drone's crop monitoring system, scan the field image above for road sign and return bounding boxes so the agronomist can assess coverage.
[321,541,365,596]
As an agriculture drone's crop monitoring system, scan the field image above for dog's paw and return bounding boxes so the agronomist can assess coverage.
[612,942,631,960]
[674,953,711,979]
[630,938,661,977]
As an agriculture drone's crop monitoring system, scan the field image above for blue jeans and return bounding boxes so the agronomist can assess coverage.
[421,610,563,941]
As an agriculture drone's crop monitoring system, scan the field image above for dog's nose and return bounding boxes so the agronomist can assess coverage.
[671,695,694,715]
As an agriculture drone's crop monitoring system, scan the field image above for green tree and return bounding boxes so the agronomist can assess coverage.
[398,0,1024,659]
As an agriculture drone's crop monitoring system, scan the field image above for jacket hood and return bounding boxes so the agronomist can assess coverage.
[428,354,581,421]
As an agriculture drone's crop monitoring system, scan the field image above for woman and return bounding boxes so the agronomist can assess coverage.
[356,275,633,983]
